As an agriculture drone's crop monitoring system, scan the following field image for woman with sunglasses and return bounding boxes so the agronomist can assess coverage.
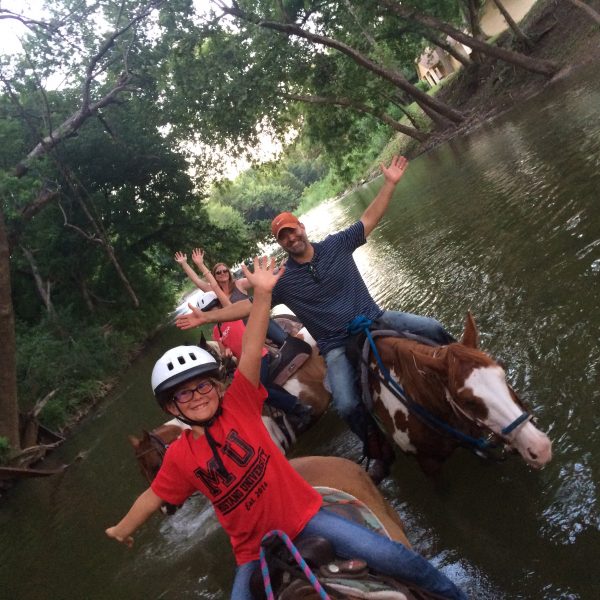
[175,248,311,358]
[174,249,252,305]
[106,257,466,600]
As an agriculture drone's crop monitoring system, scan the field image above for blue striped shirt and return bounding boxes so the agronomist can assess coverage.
[272,221,383,354]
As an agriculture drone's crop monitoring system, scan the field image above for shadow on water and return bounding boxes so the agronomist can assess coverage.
[2,63,600,598]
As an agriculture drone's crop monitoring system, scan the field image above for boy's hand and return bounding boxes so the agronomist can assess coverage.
[191,248,206,268]
[174,251,187,263]
[242,256,284,294]
[380,155,408,185]
[176,303,208,330]
[106,526,134,548]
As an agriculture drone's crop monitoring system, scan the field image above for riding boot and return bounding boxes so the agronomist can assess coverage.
[344,402,393,485]
[285,404,314,435]
[364,427,395,485]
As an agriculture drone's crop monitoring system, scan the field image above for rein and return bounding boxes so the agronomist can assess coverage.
[348,316,532,456]
[260,530,331,600]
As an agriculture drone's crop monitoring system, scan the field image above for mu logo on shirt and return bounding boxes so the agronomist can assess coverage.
[194,429,270,514]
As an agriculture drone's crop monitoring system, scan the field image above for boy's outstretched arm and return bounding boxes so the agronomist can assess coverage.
[238,257,284,386]
[176,298,252,330]
[105,488,164,548]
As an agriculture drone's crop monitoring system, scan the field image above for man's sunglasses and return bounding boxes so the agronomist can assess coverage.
[307,263,320,283]
[214,269,229,275]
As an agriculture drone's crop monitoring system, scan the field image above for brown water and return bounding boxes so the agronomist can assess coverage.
[2,64,600,599]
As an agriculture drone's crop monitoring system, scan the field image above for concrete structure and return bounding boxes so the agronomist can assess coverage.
[415,0,537,87]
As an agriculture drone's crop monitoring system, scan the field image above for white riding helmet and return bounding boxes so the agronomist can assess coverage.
[196,290,220,312]
[151,345,219,403]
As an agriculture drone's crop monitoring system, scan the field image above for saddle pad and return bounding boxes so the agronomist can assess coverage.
[315,486,391,540]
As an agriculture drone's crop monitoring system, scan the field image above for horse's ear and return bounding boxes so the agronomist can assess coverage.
[128,434,141,449]
[461,311,479,349]
[199,333,208,349]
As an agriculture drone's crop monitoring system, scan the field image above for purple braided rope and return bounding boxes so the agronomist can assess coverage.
[259,530,330,600]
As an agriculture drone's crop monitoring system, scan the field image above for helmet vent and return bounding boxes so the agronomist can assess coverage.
[189,352,197,360]
[177,356,186,365]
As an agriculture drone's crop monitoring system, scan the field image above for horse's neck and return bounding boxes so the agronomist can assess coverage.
[384,340,454,415]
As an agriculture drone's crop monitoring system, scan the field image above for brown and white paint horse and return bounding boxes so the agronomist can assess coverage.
[370,312,552,474]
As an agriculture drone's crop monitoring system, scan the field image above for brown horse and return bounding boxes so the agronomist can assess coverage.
[369,312,552,474]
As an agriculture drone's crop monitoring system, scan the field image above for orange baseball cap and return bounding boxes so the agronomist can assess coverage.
[271,211,300,239]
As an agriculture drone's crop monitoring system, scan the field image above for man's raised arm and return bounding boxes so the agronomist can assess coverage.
[175,298,252,330]
[360,155,409,237]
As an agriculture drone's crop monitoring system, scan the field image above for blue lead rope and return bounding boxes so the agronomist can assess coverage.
[347,315,498,452]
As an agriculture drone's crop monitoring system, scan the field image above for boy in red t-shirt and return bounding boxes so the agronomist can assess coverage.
[105,257,465,600]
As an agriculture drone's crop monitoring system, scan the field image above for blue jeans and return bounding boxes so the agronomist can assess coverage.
[324,310,453,442]
[231,560,259,600]
[260,354,302,414]
[266,319,287,346]
[231,509,466,600]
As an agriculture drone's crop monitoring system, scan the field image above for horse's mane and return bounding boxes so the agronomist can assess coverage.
[375,338,498,414]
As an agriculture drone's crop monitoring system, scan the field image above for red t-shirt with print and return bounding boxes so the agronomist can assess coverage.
[213,320,267,360]
[151,370,322,565]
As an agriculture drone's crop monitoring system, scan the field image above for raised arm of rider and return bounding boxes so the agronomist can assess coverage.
[105,487,164,548]
[360,155,409,237]
[174,251,211,292]
[175,298,253,330]
[237,258,283,386]
[193,248,232,307]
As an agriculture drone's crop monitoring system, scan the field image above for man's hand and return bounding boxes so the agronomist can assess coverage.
[176,303,208,330]
[380,155,409,186]
[105,526,134,548]
[174,251,187,264]
[191,248,206,269]
[242,256,284,295]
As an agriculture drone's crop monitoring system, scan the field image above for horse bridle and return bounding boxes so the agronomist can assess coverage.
[443,387,533,449]
[135,431,169,484]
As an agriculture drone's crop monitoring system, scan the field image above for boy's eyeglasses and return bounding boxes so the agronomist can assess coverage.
[173,381,214,403]
[307,263,320,283]
[214,269,229,275]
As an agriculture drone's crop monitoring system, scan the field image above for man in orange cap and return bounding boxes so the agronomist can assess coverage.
[177,156,454,483]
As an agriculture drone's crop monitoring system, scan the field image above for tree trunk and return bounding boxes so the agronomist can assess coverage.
[223,5,465,124]
[491,0,533,47]
[565,0,600,24]
[463,0,485,62]
[74,194,140,308]
[20,245,57,318]
[283,93,430,142]
[379,0,560,76]
[0,210,21,450]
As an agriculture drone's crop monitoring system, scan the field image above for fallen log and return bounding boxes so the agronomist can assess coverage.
[0,464,68,480]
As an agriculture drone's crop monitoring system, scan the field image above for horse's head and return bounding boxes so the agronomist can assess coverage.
[419,313,552,468]
[129,430,166,486]
[199,333,236,379]
[129,424,184,514]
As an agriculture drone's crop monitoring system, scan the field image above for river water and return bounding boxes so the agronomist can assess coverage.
[2,63,600,599]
